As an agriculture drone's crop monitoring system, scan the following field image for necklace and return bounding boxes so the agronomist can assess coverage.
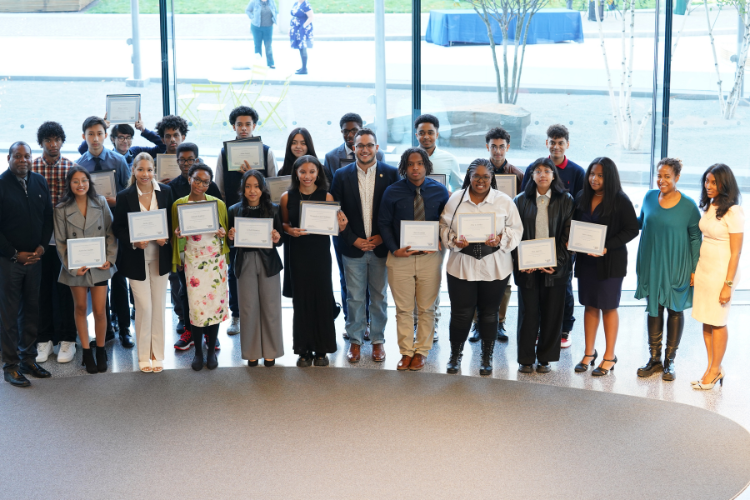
[247,205,261,210]
[300,191,314,200]
[594,193,603,197]
[140,190,153,195]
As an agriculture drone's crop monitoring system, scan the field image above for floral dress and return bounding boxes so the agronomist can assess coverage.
[290,0,313,49]
[185,232,229,327]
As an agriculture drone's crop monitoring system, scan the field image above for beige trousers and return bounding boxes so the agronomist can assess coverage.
[130,260,168,364]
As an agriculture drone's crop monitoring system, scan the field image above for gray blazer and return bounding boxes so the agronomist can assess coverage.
[54,195,118,287]
[323,143,385,185]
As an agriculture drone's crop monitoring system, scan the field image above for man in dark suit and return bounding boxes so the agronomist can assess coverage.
[0,142,54,387]
[331,128,398,363]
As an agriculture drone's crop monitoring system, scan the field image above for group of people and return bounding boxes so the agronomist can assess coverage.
[0,105,743,394]
[245,0,314,74]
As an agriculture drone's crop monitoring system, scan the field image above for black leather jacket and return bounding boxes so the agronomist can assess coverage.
[227,202,284,278]
[512,190,575,288]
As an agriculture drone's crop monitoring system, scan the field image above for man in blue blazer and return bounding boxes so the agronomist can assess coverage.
[331,128,398,363]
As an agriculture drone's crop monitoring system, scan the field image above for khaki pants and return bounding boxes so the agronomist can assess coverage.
[387,251,443,357]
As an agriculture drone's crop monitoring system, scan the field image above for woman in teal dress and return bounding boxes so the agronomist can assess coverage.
[635,158,701,381]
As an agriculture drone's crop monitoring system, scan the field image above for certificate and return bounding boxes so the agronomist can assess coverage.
[234,217,274,249]
[68,237,106,270]
[177,201,220,236]
[90,170,116,198]
[299,201,340,236]
[456,213,495,243]
[495,174,517,198]
[128,209,168,243]
[106,94,141,124]
[225,138,264,171]
[400,221,439,251]
[427,174,447,186]
[156,154,181,181]
[568,220,607,256]
[517,237,557,270]
[266,175,291,204]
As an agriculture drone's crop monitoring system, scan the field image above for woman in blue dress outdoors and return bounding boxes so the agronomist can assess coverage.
[635,158,701,382]
[290,0,314,74]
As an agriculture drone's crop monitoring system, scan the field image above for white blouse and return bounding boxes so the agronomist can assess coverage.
[439,188,523,281]
[137,180,161,262]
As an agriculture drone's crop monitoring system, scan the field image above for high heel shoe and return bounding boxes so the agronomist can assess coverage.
[574,350,598,373]
[81,348,98,374]
[693,370,725,390]
[591,356,617,377]
[95,345,108,372]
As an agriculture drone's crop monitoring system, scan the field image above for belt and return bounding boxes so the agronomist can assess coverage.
[459,243,500,260]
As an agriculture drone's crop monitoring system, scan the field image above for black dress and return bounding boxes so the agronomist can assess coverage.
[575,205,624,310]
[287,188,337,355]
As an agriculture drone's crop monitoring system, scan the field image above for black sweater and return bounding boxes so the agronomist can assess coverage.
[0,170,53,259]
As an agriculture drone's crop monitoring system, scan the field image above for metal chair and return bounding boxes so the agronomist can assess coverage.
[192,83,226,126]
[233,65,268,107]
[177,92,199,125]
[258,76,291,130]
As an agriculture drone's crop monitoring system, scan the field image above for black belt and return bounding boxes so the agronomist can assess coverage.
[459,243,500,260]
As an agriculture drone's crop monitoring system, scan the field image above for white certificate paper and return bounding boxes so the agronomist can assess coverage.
[267,176,291,204]
[495,174,517,198]
[68,237,106,269]
[225,139,264,171]
[299,202,340,236]
[518,237,557,270]
[128,209,168,243]
[427,174,446,186]
[457,213,495,243]
[235,217,273,248]
[568,220,607,256]
[106,94,141,124]
[400,221,439,251]
[156,154,181,181]
[178,201,220,236]
[90,170,116,198]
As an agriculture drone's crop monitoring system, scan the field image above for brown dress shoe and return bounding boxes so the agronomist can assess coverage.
[372,343,386,362]
[409,353,426,371]
[347,343,361,363]
[397,355,413,371]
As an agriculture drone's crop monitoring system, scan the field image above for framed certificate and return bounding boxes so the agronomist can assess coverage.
[128,209,169,243]
[156,154,181,181]
[400,220,439,251]
[234,217,274,249]
[106,94,141,124]
[457,213,495,243]
[68,237,107,270]
[517,237,557,270]
[225,138,264,172]
[495,174,517,198]
[177,200,220,236]
[90,170,116,198]
[568,220,607,256]
[267,175,291,204]
[427,174,446,186]
[299,201,340,236]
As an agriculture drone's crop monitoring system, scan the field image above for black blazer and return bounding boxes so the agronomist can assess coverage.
[0,170,53,259]
[227,202,284,278]
[330,160,399,259]
[112,183,174,280]
[573,191,639,280]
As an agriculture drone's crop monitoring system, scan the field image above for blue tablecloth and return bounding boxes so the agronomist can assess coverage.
[425,9,584,47]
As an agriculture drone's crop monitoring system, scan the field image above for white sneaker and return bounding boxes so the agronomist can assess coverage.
[36,341,53,363]
[227,317,241,335]
[57,341,76,363]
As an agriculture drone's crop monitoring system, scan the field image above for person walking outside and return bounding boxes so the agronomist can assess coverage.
[290,0,313,74]
[246,0,277,69]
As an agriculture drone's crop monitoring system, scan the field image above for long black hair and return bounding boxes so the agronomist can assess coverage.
[700,163,741,219]
[238,170,274,217]
[461,158,498,190]
[290,155,328,191]
[397,147,433,178]
[577,156,623,217]
[523,157,566,198]
[57,166,100,208]
[279,127,318,176]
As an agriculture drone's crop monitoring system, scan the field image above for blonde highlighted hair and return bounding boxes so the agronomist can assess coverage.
[129,153,156,187]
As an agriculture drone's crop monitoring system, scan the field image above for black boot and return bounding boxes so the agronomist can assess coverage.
[479,339,494,376]
[446,341,464,374]
[637,312,664,377]
[95,345,108,373]
[81,348,98,374]
[468,323,480,342]
[206,329,218,370]
[192,331,204,371]
[497,322,508,342]
[662,310,684,382]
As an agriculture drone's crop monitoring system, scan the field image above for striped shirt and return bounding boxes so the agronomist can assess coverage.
[31,156,76,206]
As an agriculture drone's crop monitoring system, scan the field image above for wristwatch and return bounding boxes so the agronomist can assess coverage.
[725,280,734,288]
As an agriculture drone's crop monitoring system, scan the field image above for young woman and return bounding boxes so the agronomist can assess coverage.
[572,157,639,376]
[513,158,574,374]
[440,159,522,375]
[171,164,230,371]
[228,170,284,367]
[289,0,314,74]
[280,155,346,367]
[54,166,117,374]
[112,153,174,373]
[635,158,701,381]
[691,164,744,389]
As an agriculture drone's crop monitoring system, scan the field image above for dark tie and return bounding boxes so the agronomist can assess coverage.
[414,187,425,221]
[93,157,103,172]
[18,178,27,194]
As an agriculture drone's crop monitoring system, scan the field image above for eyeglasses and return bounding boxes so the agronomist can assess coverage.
[355,143,376,150]
[177,158,196,165]
[190,178,210,187]
[534,168,554,177]
[471,174,492,181]
[114,136,133,142]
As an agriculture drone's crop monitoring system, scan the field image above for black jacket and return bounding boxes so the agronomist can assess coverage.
[112,183,174,280]
[513,189,575,288]
[227,201,284,278]
[330,161,399,259]
[0,170,53,259]
[573,191,639,280]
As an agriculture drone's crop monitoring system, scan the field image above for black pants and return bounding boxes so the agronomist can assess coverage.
[562,259,576,332]
[0,257,42,370]
[177,268,191,329]
[447,274,508,343]
[192,323,219,351]
[169,271,183,321]
[517,274,566,365]
[37,247,76,344]
[109,270,130,330]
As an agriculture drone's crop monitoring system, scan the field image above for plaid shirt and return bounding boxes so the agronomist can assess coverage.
[31,156,76,206]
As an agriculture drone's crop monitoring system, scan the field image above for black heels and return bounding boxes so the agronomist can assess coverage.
[82,348,98,374]
[574,350,598,373]
[95,345,108,372]
[592,356,618,377]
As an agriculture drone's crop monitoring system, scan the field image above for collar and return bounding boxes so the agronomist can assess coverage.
[136,180,161,196]
[344,144,354,157]
[491,158,508,173]
[463,188,495,207]
[16,172,30,183]
[41,155,62,167]
[356,161,376,175]
[550,155,568,170]
[405,177,430,193]
[536,189,550,200]
[426,145,439,157]
[89,148,108,160]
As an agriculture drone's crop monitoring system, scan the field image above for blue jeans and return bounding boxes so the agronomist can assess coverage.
[342,252,387,345]
[251,24,274,66]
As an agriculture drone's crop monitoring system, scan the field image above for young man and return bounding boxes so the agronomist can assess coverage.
[379,148,449,372]
[324,112,385,326]
[214,106,277,335]
[414,114,462,192]
[0,142,53,387]
[77,113,165,165]
[521,124,585,348]
[330,129,398,363]
[31,122,78,364]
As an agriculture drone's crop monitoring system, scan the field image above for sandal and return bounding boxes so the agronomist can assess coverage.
[139,361,153,373]
[152,360,163,373]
